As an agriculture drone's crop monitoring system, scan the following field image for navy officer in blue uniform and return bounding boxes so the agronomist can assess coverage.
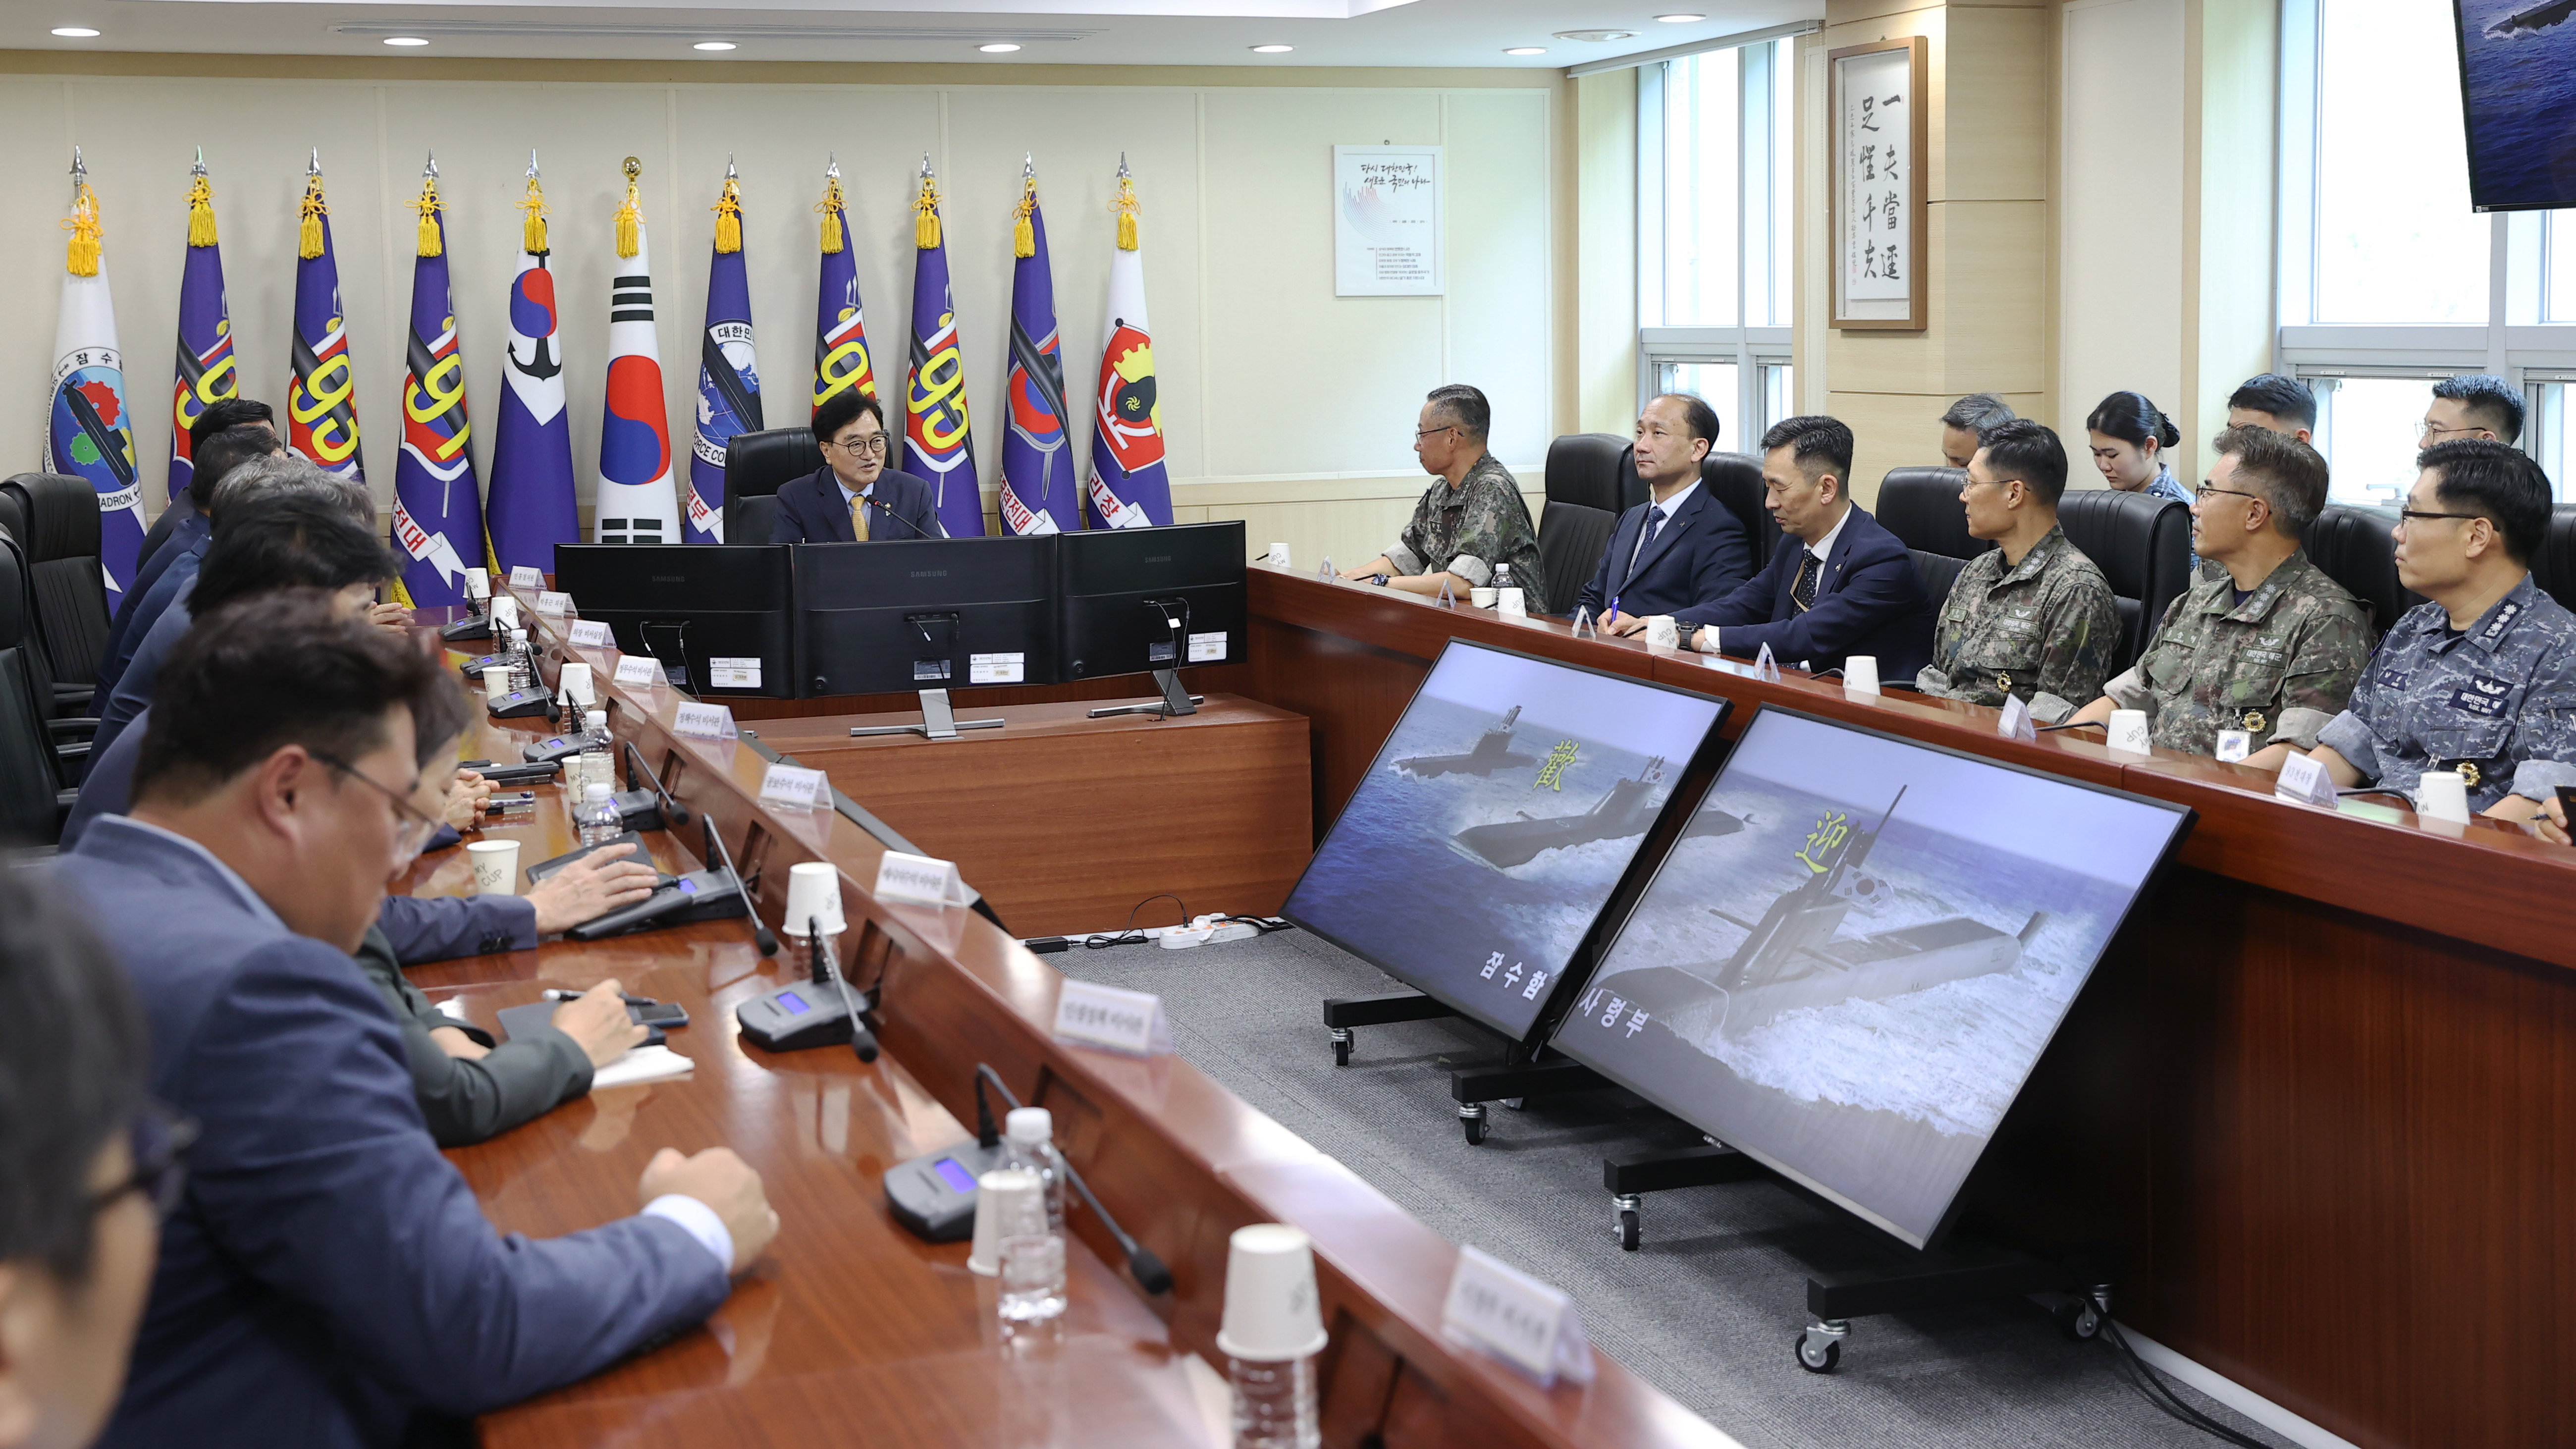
[2258,438,2576,818]
[1582,392,1754,630]
[770,388,947,543]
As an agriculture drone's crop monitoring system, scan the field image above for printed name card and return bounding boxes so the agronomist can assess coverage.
[1997,693,2037,742]
[567,619,610,648]
[757,762,831,809]
[873,850,972,908]
[536,590,572,616]
[1753,643,1781,683]
[613,655,661,688]
[509,566,544,590]
[2275,751,2340,808]
[1051,979,1174,1057]
[1439,1246,1595,1388]
[671,701,738,741]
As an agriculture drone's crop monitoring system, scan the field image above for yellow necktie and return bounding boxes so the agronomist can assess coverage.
[850,492,870,541]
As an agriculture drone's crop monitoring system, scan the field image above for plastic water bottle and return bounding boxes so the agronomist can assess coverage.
[574,781,623,847]
[1001,1108,1066,1234]
[506,629,534,691]
[1493,563,1513,591]
[579,710,614,798]
[1229,1356,1320,1449]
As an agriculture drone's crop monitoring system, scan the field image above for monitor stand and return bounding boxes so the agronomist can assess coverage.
[1087,669,1204,720]
[848,689,1007,742]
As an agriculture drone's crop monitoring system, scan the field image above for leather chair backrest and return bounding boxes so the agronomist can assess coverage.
[0,490,25,551]
[2527,505,2576,615]
[0,537,64,845]
[730,494,783,550]
[0,473,110,688]
[1537,500,1618,618]
[2057,489,2193,671]
[1876,467,1990,565]
[1910,551,1971,607]
[1700,451,1781,571]
[1543,433,1637,514]
[2303,504,2422,636]
[723,428,824,541]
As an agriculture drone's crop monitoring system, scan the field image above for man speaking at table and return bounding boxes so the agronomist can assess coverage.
[53,594,778,1448]
[1583,393,1753,631]
[769,388,946,542]
[1662,415,1933,681]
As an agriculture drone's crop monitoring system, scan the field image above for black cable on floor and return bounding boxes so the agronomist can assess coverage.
[1084,892,1189,950]
[2097,1317,2277,1449]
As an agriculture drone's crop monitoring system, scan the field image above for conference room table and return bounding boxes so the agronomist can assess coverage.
[403,602,1739,1449]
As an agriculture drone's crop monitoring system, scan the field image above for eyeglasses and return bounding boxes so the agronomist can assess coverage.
[2418,421,2482,442]
[827,433,891,457]
[2193,484,2264,506]
[1962,473,2015,491]
[89,1101,197,1222]
[2396,507,2485,530]
[1415,425,1458,441]
[310,750,442,855]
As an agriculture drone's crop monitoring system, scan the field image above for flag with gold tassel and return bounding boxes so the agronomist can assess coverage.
[812,158,877,417]
[485,151,581,576]
[286,150,364,485]
[998,156,1073,536]
[903,156,985,537]
[685,158,761,544]
[167,149,237,507]
[47,148,145,602]
[1086,155,1170,529]
[594,156,680,543]
[387,155,481,608]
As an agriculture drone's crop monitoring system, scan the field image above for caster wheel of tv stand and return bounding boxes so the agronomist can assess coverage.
[2054,1296,2103,1342]
[1332,1035,1352,1068]
[1616,1209,1640,1252]
[1794,1331,1841,1374]
[1458,1102,1488,1145]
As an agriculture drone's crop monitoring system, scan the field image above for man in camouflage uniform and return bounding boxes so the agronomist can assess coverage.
[1342,383,1546,607]
[2071,426,2370,755]
[2263,440,2576,818]
[1914,419,2119,722]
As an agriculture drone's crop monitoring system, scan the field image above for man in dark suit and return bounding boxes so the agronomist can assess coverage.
[97,420,282,699]
[769,388,946,543]
[1584,393,1754,628]
[1669,415,1935,681]
[53,592,777,1448]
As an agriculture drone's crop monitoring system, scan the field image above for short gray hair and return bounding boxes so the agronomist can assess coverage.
[210,454,374,531]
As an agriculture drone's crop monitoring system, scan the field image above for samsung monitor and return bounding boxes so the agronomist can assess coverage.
[2452,0,2576,212]
[794,536,1058,701]
[1059,522,1247,713]
[1551,706,2192,1249]
[551,544,796,699]
[1281,640,1730,1043]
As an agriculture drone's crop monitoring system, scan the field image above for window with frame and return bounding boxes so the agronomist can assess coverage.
[2280,0,2576,504]
[1639,38,1796,454]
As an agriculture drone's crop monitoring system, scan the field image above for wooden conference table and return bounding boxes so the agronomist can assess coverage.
[403,596,1735,1449]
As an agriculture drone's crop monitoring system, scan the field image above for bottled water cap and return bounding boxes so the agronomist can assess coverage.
[1005,1107,1053,1145]
[585,781,612,802]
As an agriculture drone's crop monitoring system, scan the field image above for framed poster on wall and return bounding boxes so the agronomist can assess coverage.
[1333,145,1443,297]
[1829,37,1928,331]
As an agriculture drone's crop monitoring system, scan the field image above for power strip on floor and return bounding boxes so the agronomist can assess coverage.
[1022,915,1290,954]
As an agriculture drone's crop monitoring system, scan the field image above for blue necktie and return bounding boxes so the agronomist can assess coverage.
[1629,506,1665,580]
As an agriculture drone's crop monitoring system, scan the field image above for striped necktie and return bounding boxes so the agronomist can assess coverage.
[1791,550,1821,612]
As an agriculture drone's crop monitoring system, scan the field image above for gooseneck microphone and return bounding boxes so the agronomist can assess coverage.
[621,741,691,829]
[863,491,942,539]
[814,918,878,1063]
[699,815,777,957]
[973,1064,1174,1296]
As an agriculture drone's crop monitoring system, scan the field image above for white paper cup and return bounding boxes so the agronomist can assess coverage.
[785,860,846,938]
[1267,542,1292,568]
[464,567,490,602]
[2107,708,2153,754]
[1842,654,1880,695]
[1496,588,1527,617]
[2416,769,2473,824]
[558,661,594,707]
[1645,616,1679,649]
[1470,587,1498,609]
[483,666,511,703]
[466,839,521,895]
[1215,1223,1329,1362]
[969,1168,1043,1277]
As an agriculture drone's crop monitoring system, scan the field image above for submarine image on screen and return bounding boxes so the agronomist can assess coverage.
[2455,0,2576,212]
[1282,640,1726,1038]
[1555,707,2189,1247]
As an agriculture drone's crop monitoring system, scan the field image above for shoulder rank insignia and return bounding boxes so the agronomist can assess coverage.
[2240,709,2268,734]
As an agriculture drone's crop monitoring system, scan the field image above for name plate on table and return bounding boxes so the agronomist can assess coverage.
[536,590,572,616]
[1753,643,1781,682]
[1187,631,1228,662]
[1997,693,2037,741]
[758,762,830,809]
[969,651,1024,685]
[510,565,544,590]
[1051,979,1174,1057]
[873,850,970,908]
[2276,751,2340,808]
[672,701,738,740]
[568,619,610,647]
[1439,1245,1596,1388]
[613,655,661,687]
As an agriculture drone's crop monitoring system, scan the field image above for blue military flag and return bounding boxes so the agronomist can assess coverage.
[998,158,1076,536]
[46,150,145,602]
[812,160,878,417]
[387,157,482,609]
[285,152,365,486]
[168,151,237,505]
[1086,158,1173,529]
[903,157,986,538]
[484,154,581,577]
[686,161,762,544]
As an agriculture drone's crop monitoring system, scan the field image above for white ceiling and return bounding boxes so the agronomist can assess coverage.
[21,0,1819,68]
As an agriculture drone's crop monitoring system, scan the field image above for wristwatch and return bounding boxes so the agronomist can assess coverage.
[1675,620,1701,648]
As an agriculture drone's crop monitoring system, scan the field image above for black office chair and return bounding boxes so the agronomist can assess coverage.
[0,474,111,706]
[2303,504,2422,638]
[1698,451,1779,575]
[1875,465,1988,605]
[722,427,825,545]
[2056,490,2192,671]
[1542,433,1639,514]
[0,537,75,849]
[2526,505,2576,615]
[1536,501,1616,617]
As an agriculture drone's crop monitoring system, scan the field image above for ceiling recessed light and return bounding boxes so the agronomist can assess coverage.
[1553,29,1637,42]
[1504,46,1547,55]
[382,35,429,46]
[1250,43,1294,53]
[51,26,100,38]
[978,41,1021,52]
[1655,12,1708,21]
[693,40,736,50]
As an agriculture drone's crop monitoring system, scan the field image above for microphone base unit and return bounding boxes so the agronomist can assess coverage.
[440,612,495,643]
[612,788,671,833]
[486,685,556,720]
[457,650,511,682]
[737,975,872,1051]
[883,1139,1014,1242]
[1088,670,1203,721]
[521,733,592,765]
[563,866,749,941]
[456,758,560,788]
[849,688,1007,742]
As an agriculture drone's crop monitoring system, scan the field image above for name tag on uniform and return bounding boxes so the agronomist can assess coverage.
[2448,675,2513,716]
[2215,729,2252,763]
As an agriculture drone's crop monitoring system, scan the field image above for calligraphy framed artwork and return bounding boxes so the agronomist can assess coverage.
[1829,37,1928,331]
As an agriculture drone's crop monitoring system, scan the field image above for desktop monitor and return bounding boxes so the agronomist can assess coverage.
[1552,705,2193,1249]
[1281,640,1730,1043]
[551,544,796,698]
[794,537,1058,697]
[1059,521,1248,681]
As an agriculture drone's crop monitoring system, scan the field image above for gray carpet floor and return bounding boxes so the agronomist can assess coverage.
[1058,927,2293,1449]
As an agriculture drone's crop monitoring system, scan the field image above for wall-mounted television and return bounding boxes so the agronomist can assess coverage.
[1549,706,2192,1249]
[2453,0,2576,211]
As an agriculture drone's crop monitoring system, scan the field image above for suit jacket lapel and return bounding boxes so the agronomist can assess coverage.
[1626,489,1699,585]
[818,471,854,542]
[1817,507,1865,597]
